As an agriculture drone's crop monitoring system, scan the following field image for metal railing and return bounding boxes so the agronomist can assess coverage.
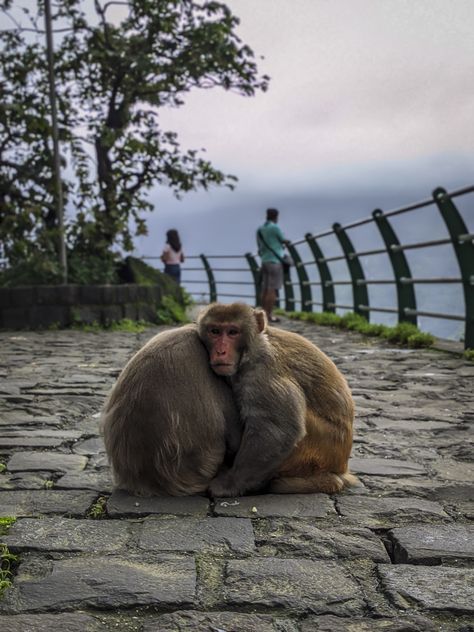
[143,185,474,349]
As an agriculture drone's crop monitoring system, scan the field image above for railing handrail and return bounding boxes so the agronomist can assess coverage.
[142,184,474,349]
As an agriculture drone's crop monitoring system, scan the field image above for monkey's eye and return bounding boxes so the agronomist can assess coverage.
[228,328,240,337]
[209,327,221,336]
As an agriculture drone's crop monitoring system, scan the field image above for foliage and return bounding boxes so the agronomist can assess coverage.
[464,349,474,362]
[0,517,16,536]
[87,496,108,519]
[0,0,268,281]
[156,295,189,325]
[0,461,6,474]
[0,518,18,597]
[72,318,150,333]
[280,310,435,349]
[0,544,17,596]
[381,321,435,348]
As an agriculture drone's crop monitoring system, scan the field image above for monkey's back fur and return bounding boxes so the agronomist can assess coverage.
[101,325,238,496]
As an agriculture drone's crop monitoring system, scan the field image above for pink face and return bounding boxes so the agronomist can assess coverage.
[206,323,242,376]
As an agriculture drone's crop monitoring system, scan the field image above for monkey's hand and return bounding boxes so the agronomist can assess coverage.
[208,472,242,498]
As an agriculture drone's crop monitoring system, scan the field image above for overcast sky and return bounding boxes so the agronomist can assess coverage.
[135,0,474,258]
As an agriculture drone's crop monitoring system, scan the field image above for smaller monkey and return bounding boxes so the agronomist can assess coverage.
[197,303,356,497]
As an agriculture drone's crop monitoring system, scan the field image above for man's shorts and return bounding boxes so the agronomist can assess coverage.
[261,262,283,290]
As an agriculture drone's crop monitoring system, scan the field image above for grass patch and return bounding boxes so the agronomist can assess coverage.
[0,544,17,597]
[72,318,151,333]
[0,519,18,597]
[278,310,435,349]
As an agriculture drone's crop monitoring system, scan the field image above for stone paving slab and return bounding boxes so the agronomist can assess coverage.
[378,565,474,614]
[145,611,299,631]
[300,614,440,631]
[0,613,101,632]
[0,322,473,629]
[107,489,210,516]
[0,490,97,517]
[336,495,451,527]
[214,492,336,518]
[0,556,196,613]
[2,517,131,552]
[6,451,88,473]
[388,523,474,565]
[55,470,113,492]
[255,521,390,561]
[349,457,426,477]
[223,558,365,615]
[138,516,255,554]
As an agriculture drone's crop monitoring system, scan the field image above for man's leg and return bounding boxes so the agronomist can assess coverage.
[261,289,276,320]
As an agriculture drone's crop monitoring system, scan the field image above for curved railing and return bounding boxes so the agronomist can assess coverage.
[143,185,474,349]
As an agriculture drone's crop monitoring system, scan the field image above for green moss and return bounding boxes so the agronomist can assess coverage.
[0,462,6,474]
[282,310,434,349]
[464,348,474,361]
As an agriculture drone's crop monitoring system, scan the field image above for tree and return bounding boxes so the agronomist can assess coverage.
[0,25,65,282]
[0,0,268,283]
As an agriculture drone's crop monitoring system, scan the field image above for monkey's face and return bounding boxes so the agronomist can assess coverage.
[205,323,243,376]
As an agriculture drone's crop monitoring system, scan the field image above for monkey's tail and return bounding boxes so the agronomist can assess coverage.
[268,470,359,494]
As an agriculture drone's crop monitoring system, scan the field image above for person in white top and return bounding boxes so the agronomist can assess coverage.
[161,229,185,284]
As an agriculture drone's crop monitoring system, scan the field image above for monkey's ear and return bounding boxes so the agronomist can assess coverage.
[254,309,267,333]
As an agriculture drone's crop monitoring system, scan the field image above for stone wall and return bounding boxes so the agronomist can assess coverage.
[0,284,165,329]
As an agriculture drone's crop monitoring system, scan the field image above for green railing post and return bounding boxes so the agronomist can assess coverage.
[433,187,474,349]
[287,244,312,312]
[333,223,369,319]
[305,233,335,313]
[245,253,261,307]
[372,209,417,325]
[200,254,217,303]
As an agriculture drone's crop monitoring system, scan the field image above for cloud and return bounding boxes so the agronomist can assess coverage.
[157,0,474,179]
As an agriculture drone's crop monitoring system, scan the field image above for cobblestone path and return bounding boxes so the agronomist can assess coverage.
[0,320,473,631]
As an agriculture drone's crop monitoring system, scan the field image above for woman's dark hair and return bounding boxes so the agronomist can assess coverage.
[166,229,182,253]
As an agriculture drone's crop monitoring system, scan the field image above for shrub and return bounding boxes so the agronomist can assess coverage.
[156,295,189,325]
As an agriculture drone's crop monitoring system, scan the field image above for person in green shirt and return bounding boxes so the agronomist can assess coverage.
[256,208,290,323]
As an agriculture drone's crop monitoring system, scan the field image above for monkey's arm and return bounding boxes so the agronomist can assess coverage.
[208,378,306,497]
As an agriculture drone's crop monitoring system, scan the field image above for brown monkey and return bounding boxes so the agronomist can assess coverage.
[101,325,241,496]
[197,302,356,496]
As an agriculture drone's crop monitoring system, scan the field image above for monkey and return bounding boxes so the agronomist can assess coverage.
[196,302,357,497]
[101,325,241,496]
[102,302,356,497]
